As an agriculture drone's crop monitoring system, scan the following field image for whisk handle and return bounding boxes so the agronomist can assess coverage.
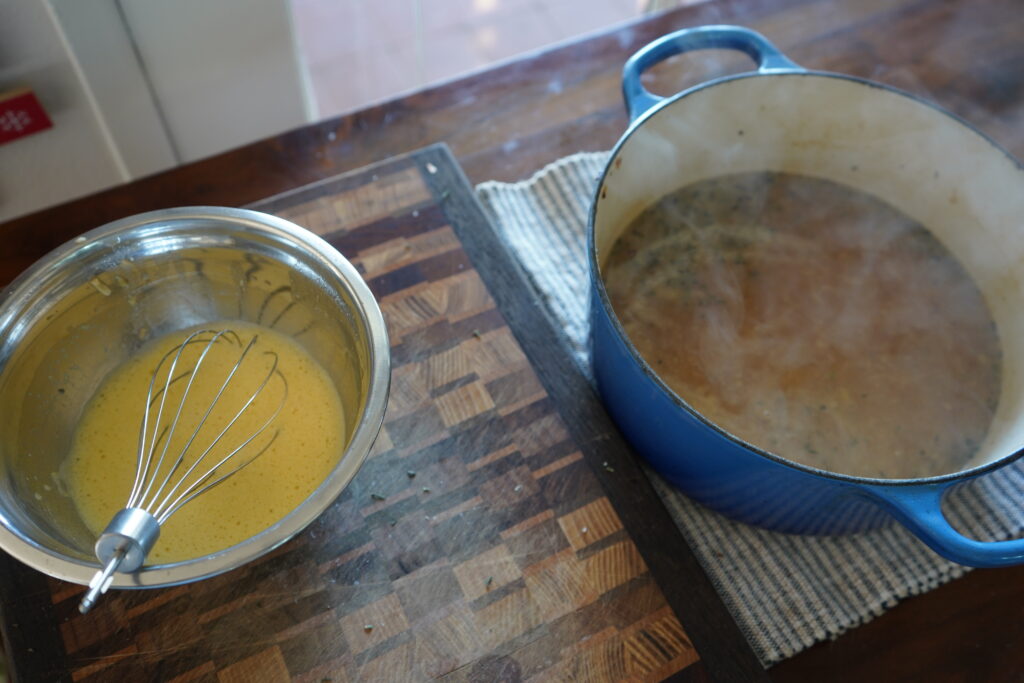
[80,550,125,614]
[79,508,161,614]
[94,507,161,571]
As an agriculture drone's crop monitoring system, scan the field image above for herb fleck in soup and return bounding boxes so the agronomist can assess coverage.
[603,172,1001,479]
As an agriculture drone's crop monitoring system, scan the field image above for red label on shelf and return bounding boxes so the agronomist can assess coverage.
[0,89,53,145]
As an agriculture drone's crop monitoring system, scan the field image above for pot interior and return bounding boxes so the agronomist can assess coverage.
[594,72,1024,475]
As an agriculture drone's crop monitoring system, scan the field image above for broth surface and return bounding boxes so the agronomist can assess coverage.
[66,320,346,563]
[604,172,1001,478]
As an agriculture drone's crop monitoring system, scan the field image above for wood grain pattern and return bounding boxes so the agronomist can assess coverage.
[3,0,1024,679]
[0,147,746,682]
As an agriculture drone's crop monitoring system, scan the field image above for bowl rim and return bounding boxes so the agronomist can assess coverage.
[0,206,391,589]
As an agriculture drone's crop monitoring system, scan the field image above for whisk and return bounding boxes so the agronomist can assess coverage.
[79,329,287,614]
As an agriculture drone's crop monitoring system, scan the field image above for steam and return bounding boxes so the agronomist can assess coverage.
[604,171,1001,479]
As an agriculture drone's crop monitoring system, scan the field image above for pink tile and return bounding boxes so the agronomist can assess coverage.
[418,0,539,33]
[465,6,565,63]
[293,0,654,120]
[540,0,636,41]
[311,42,426,118]
[292,0,423,65]
[600,0,648,13]
[617,0,651,13]
[638,0,711,11]
[362,44,423,102]
[416,24,491,84]
[360,0,420,45]
[291,0,365,64]
[309,59,368,118]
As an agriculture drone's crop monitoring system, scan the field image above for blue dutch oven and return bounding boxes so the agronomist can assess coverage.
[588,25,1024,567]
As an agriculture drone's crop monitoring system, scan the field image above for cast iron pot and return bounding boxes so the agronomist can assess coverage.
[588,25,1024,567]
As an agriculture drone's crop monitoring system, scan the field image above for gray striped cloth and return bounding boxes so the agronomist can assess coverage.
[475,151,1024,666]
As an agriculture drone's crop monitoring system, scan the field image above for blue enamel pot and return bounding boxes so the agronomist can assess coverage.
[588,25,1024,567]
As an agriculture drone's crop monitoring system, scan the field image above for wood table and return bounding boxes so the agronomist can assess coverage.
[2,144,765,682]
[2,0,1024,680]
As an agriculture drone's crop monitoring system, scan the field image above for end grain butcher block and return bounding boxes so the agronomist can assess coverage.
[0,144,763,683]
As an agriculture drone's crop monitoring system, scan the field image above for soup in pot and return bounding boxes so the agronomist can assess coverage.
[603,172,1001,479]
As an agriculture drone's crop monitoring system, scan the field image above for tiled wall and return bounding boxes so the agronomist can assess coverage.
[291,0,696,119]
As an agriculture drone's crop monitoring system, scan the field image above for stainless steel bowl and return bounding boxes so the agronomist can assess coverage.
[0,207,390,589]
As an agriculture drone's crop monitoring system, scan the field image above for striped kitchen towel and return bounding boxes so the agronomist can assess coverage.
[476,151,1024,665]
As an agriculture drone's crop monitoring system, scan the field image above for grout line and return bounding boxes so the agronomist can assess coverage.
[413,0,426,86]
[292,0,649,120]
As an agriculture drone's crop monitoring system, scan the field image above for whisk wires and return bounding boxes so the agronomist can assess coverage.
[80,326,289,615]
[127,329,288,523]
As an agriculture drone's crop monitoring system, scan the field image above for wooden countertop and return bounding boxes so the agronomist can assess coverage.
[1,145,764,682]
[3,0,1024,679]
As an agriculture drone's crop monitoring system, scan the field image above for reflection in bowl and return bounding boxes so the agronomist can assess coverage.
[0,207,389,590]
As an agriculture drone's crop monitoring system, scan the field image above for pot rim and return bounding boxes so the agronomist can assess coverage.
[587,69,1024,487]
[0,206,391,588]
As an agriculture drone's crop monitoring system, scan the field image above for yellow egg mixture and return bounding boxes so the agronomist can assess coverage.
[66,321,346,564]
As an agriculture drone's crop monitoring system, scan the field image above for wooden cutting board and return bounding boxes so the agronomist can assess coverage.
[0,144,764,682]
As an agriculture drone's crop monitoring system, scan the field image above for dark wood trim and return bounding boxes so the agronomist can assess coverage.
[413,144,767,682]
[3,0,1024,677]
[250,155,421,216]
[0,560,70,683]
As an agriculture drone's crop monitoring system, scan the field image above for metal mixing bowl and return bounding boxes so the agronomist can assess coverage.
[0,207,390,589]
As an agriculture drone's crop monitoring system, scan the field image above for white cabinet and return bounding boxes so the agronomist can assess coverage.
[0,0,127,223]
[0,0,313,223]
[112,0,314,164]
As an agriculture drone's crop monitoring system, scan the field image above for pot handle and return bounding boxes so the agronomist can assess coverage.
[867,484,1024,567]
[622,25,802,121]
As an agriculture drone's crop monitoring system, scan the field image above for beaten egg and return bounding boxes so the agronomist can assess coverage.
[66,321,346,563]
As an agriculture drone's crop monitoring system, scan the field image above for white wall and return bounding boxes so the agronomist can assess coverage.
[48,0,178,178]
[117,0,313,164]
[0,0,126,223]
[0,0,313,224]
